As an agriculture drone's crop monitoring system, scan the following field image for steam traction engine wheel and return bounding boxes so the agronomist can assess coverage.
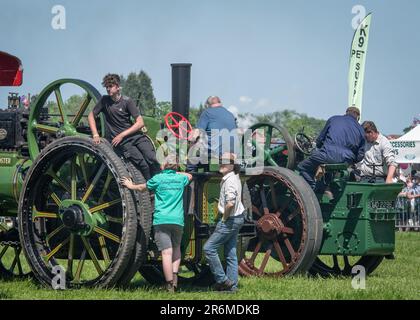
[18,137,145,288]
[239,167,323,277]
[243,123,296,170]
[27,78,104,160]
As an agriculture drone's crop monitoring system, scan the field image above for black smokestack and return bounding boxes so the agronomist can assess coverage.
[171,63,191,120]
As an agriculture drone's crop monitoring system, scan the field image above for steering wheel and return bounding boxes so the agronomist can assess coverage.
[164,112,193,140]
[294,132,315,156]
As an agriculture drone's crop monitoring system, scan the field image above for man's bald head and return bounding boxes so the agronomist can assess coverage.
[346,106,361,120]
[205,96,222,108]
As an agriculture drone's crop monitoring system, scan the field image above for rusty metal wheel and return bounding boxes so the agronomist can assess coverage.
[239,167,323,277]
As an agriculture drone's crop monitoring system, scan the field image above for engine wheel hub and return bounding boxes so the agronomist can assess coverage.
[61,205,85,231]
[257,215,283,240]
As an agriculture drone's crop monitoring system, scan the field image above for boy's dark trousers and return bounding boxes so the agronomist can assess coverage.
[116,134,160,180]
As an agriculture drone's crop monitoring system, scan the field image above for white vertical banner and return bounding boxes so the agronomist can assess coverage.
[348,13,372,121]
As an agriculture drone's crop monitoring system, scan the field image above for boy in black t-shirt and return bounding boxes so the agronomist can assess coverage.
[88,73,160,180]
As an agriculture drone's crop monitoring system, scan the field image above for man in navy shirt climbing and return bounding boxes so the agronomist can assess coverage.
[298,107,365,191]
[187,96,239,171]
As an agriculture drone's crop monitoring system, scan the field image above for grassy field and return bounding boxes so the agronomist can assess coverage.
[0,232,419,300]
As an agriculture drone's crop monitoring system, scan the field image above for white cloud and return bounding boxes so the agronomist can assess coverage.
[239,96,253,104]
[256,98,270,108]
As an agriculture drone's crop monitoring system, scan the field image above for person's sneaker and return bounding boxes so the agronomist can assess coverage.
[214,279,235,291]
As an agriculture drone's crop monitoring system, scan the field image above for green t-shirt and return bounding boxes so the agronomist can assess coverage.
[146,169,190,226]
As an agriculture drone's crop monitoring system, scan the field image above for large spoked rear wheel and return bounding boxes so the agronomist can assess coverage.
[18,137,138,288]
[239,167,323,277]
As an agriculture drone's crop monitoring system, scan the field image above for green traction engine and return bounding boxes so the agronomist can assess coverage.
[0,53,402,289]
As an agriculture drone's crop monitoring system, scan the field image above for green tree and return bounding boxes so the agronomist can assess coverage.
[121,71,156,116]
[156,101,172,119]
[189,103,205,127]
[254,109,326,138]
[65,94,85,115]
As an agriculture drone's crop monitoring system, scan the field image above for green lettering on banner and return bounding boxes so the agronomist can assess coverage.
[391,141,416,148]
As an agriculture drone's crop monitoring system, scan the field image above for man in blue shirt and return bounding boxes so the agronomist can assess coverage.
[187,96,238,171]
[298,107,365,191]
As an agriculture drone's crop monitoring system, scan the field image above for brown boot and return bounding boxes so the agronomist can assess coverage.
[173,272,178,292]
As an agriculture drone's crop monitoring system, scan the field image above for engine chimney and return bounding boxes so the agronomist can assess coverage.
[171,63,191,121]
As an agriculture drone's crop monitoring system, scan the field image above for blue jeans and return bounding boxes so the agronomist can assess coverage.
[297,149,329,190]
[203,215,244,289]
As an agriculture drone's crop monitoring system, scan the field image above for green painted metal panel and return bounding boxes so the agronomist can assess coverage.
[0,151,31,216]
[319,181,402,256]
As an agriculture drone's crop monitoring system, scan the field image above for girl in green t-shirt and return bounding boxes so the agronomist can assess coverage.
[121,156,191,292]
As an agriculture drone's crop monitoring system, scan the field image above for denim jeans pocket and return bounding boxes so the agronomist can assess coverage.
[233,217,244,230]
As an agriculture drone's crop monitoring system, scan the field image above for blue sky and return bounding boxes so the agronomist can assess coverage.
[1,0,419,134]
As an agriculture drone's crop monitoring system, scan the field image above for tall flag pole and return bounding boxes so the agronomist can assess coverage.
[348,13,372,122]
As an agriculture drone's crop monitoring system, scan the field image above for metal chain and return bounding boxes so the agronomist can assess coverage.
[0,241,21,247]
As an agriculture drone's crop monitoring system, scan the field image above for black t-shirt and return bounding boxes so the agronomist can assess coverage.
[93,95,140,140]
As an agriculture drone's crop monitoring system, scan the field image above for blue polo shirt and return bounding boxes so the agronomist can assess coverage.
[197,106,238,155]
[146,170,190,226]
[316,114,365,164]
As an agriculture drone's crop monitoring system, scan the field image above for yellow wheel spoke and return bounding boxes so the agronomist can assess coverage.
[105,215,123,224]
[98,236,111,265]
[77,154,89,187]
[98,171,113,204]
[81,236,103,275]
[33,208,58,221]
[47,168,71,194]
[34,124,59,134]
[72,96,92,126]
[46,225,65,242]
[81,164,106,203]
[71,158,77,200]
[50,193,62,206]
[44,237,70,262]
[93,226,120,244]
[90,199,121,214]
[54,88,68,124]
[74,249,86,283]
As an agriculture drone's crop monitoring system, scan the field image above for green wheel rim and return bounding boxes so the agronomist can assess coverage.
[28,79,104,160]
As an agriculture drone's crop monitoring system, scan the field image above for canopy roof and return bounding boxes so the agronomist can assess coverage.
[0,51,23,86]
[396,125,420,141]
